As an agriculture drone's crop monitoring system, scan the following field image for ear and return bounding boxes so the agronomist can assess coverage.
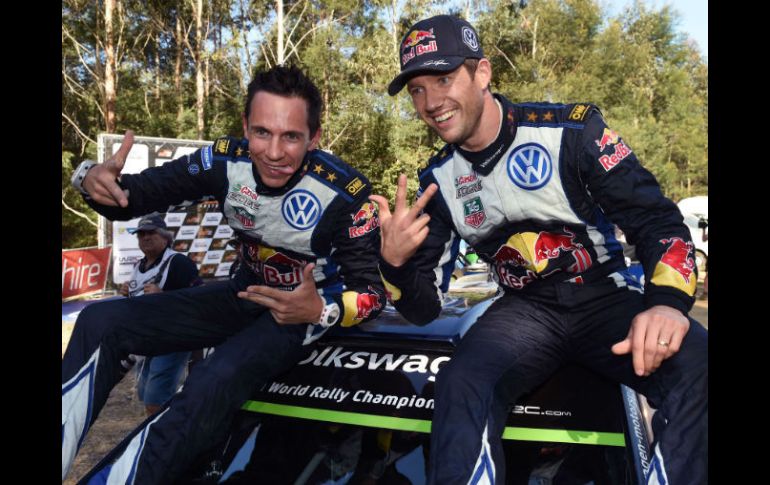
[242,113,248,138]
[308,127,322,151]
[475,58,493,91]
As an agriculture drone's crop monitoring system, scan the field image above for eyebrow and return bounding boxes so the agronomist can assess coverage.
[249,125,303,138]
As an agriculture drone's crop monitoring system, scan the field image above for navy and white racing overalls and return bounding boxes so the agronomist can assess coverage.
[379,96,708,485]
[62,138,386,483]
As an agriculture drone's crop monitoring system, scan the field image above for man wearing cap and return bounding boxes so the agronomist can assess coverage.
[62,65,386,483]
[120,212,202,416]
[372,14,707,485]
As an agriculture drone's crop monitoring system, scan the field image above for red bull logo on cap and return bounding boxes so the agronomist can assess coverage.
[651,237,697,295]
[401,29,438,65]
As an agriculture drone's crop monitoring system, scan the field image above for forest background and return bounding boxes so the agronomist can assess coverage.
[62,0,708,249]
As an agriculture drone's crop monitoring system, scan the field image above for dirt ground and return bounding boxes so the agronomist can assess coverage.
[61,287,708,483]
[63,371,147,485]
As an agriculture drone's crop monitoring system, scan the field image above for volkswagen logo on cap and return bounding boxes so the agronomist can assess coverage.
[462,26,479,51]
[282,190,322,230]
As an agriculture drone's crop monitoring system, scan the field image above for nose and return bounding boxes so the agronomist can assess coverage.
[266,136,283,161]
[424,86,443,114]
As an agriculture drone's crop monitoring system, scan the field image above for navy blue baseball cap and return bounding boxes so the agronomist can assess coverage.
[135,213,167,231]
[388,15,484,96]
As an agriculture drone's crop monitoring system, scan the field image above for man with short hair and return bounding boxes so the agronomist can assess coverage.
[62,65,386,483]
[372,15,707,485]
[119,212,202,416]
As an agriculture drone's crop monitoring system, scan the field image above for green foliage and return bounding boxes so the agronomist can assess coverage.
[62,152,99,249]
[62,0,707,242]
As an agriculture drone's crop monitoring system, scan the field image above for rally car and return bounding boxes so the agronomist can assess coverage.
[76,289,654,485]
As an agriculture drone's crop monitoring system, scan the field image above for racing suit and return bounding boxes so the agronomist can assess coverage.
[379,95,708,485]
[61,137,386,483]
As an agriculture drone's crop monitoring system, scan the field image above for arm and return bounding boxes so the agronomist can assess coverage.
[75,131,225,221]
[372,174,458,325]
[577,112,695,376]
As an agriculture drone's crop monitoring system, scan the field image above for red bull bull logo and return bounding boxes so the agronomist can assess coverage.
[491,228,593,288]
[533,229,579,262]
[244,243,308,287]
[651,238,696,294]
[356,290,382,319]
[402,29,435,50]
[401,29,438,65]
[349,202,380,238]
[595,128,620,152]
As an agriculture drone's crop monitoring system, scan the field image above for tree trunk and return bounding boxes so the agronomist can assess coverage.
[195,0,205,139]
[104,0,117,133]
[174,1,184,125]
[276,0,284,65]
[175,2,184,126]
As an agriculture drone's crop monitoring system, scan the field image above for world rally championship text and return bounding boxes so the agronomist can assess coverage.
[265,383,435,410]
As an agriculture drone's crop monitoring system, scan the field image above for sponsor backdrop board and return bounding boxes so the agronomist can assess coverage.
[112,201,236,284]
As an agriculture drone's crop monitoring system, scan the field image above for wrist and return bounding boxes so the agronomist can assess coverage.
[315,296,340,328]
[71,160,97,195]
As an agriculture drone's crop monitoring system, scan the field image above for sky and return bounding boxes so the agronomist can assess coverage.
[614,0,708,58]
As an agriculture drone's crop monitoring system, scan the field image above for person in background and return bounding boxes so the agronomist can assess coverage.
[119,212,202,416]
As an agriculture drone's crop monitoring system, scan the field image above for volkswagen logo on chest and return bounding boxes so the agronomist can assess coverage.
[507,142,553,190]
[282,190,322,230]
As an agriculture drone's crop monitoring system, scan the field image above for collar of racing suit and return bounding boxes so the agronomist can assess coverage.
[455,93,517,176]
[249,151,313,196]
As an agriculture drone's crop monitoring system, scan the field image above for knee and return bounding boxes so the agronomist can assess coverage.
[434,360,488,401]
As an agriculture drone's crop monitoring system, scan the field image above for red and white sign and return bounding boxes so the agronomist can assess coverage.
[62,247,112,300]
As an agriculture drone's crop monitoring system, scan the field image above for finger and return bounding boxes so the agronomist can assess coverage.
[415,225,431,246]
[90,188,120,207]
[245,285,286,301]
[237,289,278,307]
[642,321,665,375]
[302,263,316,285]
[411,212,431,232]
[394,174,408,213]
[112,130,134,172]
[408,183,438,219]
[611,338,632,355]
[369,195,391,220]
[104,179,129,208]
[665,329,685,359]
[630,318,647,376]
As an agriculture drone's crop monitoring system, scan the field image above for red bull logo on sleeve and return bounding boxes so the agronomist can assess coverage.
[349,202,380,238]
[651,237,697,295]
[356,288,383,320]
[401,29,437,65]
[595,128,620,152]
[598,141,632,172]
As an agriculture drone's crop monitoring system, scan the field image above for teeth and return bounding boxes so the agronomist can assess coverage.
[434,110,456,123]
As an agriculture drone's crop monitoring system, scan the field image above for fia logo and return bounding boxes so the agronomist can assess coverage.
[282,190,322,230]
[507,143,552,190]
